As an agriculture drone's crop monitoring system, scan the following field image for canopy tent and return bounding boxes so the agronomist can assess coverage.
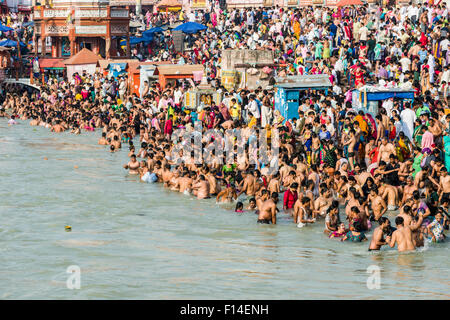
[173,22,207,34]
[63,48,101,79]
[352,87,415,116]
[0,39,25,47]
[0,23,13,32]
[156,0,182,11]
[336,0,363,6]
[143,26,164,37]
[130,35,154,45]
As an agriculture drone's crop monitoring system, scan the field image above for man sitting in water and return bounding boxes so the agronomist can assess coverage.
[369,217,395,251]
[386,214,424,252]
[98,132,108,145]
[257,192,279,224]
[192,175,210,199]
[7,115,17,125]
[216,183,238,203]
[51,120,65,133]
[123,154,140,175]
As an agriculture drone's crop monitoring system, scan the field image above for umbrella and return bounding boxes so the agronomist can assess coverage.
[336,0,363,6]
[0,23,13,32]
[143,26,164,37]
[0,39,26,47]
[130,35,154,45]
[173,22,207,34]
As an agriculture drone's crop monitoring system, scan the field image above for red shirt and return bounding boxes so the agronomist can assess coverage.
[283,189,298,209]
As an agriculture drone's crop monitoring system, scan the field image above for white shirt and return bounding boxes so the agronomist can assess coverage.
[359,26,369,41]
[174,89,183,104]
[399,57,411,72]
[400,108,416,141]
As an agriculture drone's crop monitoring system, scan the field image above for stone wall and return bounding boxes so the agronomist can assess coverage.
[220,49,275,91]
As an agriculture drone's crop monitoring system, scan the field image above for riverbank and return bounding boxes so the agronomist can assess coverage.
[1,118,449,299]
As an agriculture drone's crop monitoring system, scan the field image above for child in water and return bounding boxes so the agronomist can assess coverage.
[235,202,244,213]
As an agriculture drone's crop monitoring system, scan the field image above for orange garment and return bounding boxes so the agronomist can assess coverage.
[354,115,368,134]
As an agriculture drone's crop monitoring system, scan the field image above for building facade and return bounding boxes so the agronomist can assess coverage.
[33,0,130,58]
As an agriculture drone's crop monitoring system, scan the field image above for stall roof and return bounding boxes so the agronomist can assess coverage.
[154,64,204,76]
[128,61,162,74]
[275,74,332,89]
[98,59,139,70]
[39,58,65,69]
[63,48,101,65]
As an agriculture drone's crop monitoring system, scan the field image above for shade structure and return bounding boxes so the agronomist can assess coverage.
[173,22,207,34]
[0,39,25,47]
[143,26,164,37]
[0,23,13,32]
[156,0,182,11]
[63,48,100,65]
[336,0,363,6]
[130,35,154,45]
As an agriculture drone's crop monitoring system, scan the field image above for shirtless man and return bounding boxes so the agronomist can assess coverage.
[168,170,180,191]
[51,120,65,133]
[268,172,281,194]
[29,116,39,126]
[152,160,164,183]
[369,186,387,221]
[216,183,238,203]
[123,154,140,175]
[368,217,392,251]
[161,164,173,188]
[237,170,257,199]
[192,175,210,199]
[354,164,371,186]
[401,177,417,205]
[257,192,279,224]
[379,177,399,211]
[377,137,396,164]
[111,135,121,150]
[386,214,424,252]
[439,167,450,202]
[206,169,221,196]
[255,189,269,214]
[98,132,108,145]
[179,171,193,194]
[314,187,333,218]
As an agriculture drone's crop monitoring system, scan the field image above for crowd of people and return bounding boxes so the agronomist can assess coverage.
[2,3,450,253]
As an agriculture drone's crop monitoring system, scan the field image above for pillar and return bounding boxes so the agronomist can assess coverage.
[126,33,131,58]
[69,36,75,57]
[41,35,46,56]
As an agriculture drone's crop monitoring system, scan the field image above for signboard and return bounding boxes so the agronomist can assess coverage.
[172,30,184,53]
[191,0,206,8]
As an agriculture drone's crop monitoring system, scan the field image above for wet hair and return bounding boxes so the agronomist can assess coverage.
[395,216,404,226]
[235,202,243,212]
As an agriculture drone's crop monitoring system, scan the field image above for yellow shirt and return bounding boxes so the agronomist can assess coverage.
[75,93,82,101]
[248,117,257,128]
[230,103,241,119]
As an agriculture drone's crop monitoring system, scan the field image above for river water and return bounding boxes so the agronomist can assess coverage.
[1,118,449,299]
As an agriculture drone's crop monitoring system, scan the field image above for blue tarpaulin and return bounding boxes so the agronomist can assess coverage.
[0,23,13,32]
[0,39,26,47]
[143,27,164,37]
[173,22,207,34]
[108,63,127,79]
